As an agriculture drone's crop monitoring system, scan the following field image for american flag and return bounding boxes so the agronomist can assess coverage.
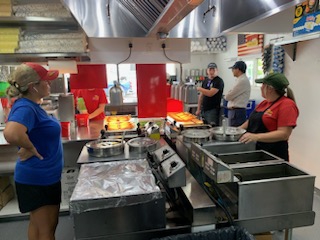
[238,34,264,56]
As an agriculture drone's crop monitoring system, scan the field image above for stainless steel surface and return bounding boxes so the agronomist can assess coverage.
[156,148,186,188]
[70,160,166,239]
[234,211,315,234]
[184,84,198,104]
[85,139,124,158]
[182,129,211,143]
[211,126,246,141]
[217,150,284,167]
[200,141,256,155]
[109,83,124,105]
[170,0,303,38]
[63,0,203,38]
[153,145,176,164]
[0,16,79,31]
[127,137,158,153]
[0,53,90,64]
[0,144,18,174]
[202,150,233,183]
[229,162,315,220]
[219,0,304,34]
[77,138,167,164]
[179,169,217,226]
[62,0,304,39]
[58,93,76,128]
[176,135,191,165]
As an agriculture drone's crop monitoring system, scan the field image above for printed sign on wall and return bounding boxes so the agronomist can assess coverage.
[293,0,320,37]
[237,34,264,57]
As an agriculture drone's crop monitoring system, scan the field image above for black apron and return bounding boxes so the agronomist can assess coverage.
[247,97,289,161]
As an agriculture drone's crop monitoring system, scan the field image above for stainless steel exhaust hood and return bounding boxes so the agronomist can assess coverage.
[63,0,204,38]
[63,0,304,38]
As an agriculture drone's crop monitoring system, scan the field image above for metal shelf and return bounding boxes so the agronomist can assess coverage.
[0,16,80,31]
[0,53,90,63]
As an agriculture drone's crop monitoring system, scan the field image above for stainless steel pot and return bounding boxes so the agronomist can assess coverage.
[127,137,158,153]
[86,139,124,157]
[184,84,198,104]
[211,127,246,142]
[182,129,211,143]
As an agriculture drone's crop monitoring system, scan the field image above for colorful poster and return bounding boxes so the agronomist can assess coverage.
[237,34,264,57]
[293,0,320,37]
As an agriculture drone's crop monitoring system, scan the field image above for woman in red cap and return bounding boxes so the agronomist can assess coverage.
[4,62,63,240]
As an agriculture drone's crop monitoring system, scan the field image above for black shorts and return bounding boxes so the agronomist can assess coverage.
[15,181,61,213]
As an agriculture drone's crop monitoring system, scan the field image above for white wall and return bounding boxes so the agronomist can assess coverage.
[284,38,320,188]
[88,38,191,64]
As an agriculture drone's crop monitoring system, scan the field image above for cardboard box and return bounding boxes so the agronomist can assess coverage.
[254,232,273,240]
[0,184,14,210]
[0,176,10,192]
[61,167,79,206]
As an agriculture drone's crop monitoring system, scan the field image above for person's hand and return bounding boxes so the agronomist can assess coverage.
[18,147,43,161]
[195,109,201,116]
[239,132,259,144]
[197,87,201,91]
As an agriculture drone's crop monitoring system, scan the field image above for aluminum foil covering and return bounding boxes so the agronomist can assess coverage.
[19,39,85,48]
[13,3,72,18]
[69,159,162,214]
[21,32,85,41]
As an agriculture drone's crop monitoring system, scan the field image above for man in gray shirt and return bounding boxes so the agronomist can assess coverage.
[224,61,251,126]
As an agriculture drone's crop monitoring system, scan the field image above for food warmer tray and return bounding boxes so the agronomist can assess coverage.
[77,138,167,164]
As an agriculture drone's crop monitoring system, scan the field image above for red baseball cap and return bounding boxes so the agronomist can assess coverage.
[24,62,59,81]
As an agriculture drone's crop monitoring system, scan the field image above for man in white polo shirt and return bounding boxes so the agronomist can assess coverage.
[224,61,251,126]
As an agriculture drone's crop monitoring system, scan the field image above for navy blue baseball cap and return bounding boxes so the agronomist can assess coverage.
[229,61,247,73]
[207,63,218,69]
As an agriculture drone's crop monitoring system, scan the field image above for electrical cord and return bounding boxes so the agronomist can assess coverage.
[162,43,183,81]
[192,162,234,226]
[116,43,133,82]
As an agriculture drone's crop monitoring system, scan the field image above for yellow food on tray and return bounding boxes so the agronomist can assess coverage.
[107,122,134,131]
[168,112,197,122]
[191,118,203,124]
[105,115,131,122]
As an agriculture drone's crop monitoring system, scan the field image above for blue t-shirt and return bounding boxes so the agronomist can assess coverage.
[8,98,63,185]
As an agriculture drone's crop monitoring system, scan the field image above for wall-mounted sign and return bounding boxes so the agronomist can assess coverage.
[237,34,264,57]
[293,0,320,37]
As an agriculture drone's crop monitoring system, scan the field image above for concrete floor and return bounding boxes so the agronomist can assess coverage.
[0,190,319,240]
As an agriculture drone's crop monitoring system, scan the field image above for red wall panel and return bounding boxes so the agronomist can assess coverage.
[136,64,167,118]
[69,64,107,89]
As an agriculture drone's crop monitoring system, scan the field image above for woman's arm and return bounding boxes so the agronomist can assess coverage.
[89,103,106,120]
[239,126,293,144]
[4,121,43,160]
[239,120,249,129]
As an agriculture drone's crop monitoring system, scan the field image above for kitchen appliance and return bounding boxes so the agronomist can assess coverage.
[109,81,123,105]
[152,145,186,188]
[183,83,198,104]
[187,140,316,233]
[77,137,165,164]
[210,126,246,141]
[58,93,76,128]
[86,139,125,157]
[127,137,158,153]
[181,129,211,144]
[70,159,166,240]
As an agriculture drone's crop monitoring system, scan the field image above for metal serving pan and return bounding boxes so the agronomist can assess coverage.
[86,139,124,157]
[210,126,246,141]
